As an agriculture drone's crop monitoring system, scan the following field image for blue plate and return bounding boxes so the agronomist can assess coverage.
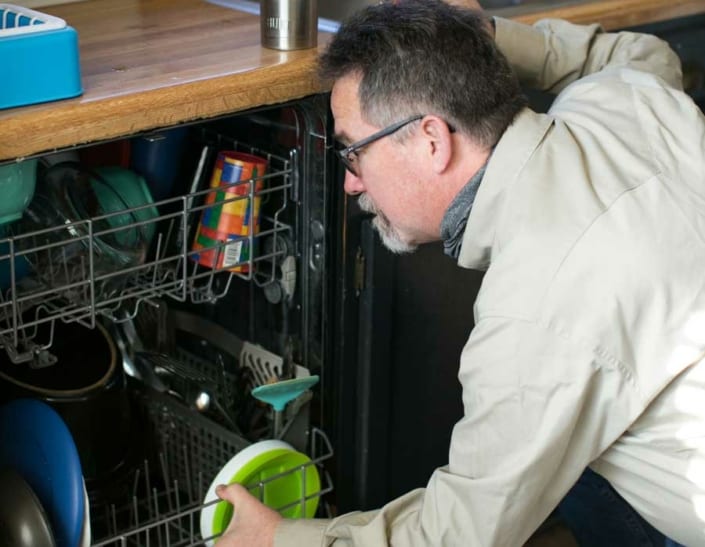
[0,399,84,547]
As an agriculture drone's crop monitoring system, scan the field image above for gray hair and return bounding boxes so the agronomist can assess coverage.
[318,0,526,147]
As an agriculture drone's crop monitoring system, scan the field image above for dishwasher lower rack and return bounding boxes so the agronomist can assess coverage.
[90,388,334,547]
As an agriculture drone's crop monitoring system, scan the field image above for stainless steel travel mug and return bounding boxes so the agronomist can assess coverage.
[261,0,318,51]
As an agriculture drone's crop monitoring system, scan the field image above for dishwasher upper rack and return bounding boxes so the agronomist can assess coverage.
[91,387,334,547]
[0,141,297,364]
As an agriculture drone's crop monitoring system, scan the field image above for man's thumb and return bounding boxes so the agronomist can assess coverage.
[215,482,248,503]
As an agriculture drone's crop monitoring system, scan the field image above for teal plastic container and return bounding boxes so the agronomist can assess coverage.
[0,4,82,109]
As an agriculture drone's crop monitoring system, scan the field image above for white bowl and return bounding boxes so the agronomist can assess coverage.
[80,480,91,547]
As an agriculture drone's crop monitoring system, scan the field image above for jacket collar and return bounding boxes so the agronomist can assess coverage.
[457,108,553,270]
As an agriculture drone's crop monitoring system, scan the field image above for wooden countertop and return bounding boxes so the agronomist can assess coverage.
[1,0,704,162]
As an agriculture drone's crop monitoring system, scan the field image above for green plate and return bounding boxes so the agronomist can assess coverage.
[212,447,321,536]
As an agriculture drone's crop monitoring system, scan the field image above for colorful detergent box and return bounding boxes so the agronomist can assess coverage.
[0,4,82,109]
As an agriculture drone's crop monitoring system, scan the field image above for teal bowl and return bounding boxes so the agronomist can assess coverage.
[92,166,159,246]
[0,160,37,226]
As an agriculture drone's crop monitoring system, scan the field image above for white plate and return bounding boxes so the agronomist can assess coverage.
[200,440,292,546]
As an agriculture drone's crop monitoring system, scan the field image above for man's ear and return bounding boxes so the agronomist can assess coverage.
[420,116,454,174]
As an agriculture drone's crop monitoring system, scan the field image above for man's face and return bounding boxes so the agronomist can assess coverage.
[331,73,435,254]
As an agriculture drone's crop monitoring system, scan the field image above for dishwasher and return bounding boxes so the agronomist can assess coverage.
[0,96,336,546]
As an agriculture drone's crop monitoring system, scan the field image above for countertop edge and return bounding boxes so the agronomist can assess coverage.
[0,56,322,160]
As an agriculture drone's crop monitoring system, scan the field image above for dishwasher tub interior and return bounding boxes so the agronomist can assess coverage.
[0,97,334,545]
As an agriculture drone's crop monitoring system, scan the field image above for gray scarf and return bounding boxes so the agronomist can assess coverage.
[440,164,487,258]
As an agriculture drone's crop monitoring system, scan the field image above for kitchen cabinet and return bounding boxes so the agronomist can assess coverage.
[1,0,704,544]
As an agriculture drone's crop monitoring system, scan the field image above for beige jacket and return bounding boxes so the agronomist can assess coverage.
[276,17,705,546]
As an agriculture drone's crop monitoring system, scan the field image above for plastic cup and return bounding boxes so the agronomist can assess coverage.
[191,152,268,273]
[129,127,189,202]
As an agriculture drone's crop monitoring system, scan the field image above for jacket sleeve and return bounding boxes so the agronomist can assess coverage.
[274,314,643,546]
[494,16,682,93]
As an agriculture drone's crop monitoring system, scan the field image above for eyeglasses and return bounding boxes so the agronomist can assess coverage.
[335,114,424,177]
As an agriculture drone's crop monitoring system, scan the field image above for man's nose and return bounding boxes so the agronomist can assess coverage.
[343,171,365,195]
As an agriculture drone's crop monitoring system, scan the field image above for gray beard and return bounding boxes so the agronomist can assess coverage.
[358,193,417,254]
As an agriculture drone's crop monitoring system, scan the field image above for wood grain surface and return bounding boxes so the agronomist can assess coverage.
[0,0,330,160]
[1,0,703,161]
[508,0,705,29]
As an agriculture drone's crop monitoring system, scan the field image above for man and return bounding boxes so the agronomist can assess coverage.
[215,0,705,545]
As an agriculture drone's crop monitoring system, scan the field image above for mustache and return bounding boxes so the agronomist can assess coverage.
[358,193,378,215]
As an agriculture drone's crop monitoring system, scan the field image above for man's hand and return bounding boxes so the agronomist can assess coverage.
[213,483,283,547]
[444,0,483,9]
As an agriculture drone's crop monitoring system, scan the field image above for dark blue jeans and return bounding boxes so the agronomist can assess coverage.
[558,468,684,547]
